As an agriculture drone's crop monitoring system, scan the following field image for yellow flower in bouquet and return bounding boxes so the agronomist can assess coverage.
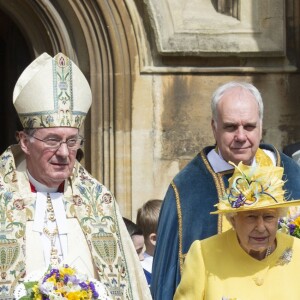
[15,264,112,300]
[278,206,300,239]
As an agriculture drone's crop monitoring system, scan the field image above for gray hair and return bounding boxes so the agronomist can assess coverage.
[225,212,237,226]
[21,128,38,143]
[22,128,37,136]
[225,207,289,226]
[211,81,264,122]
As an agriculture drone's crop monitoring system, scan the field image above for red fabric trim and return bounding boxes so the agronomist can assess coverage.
[29,182,36,192]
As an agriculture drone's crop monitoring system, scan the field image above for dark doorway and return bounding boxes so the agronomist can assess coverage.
[0,9,32,153]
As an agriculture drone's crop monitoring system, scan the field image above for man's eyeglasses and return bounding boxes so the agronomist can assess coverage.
[29,135,84,150]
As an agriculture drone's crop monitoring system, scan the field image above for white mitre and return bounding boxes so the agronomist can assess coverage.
[13,52,92,129]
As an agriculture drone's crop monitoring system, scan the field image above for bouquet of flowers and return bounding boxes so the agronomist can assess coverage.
[15,264,112,300]
[278,206,300,238]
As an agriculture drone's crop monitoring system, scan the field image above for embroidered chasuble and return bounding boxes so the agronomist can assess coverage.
[0,145,151,299]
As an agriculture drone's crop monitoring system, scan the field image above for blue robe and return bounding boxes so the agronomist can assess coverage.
[151,144,300,300]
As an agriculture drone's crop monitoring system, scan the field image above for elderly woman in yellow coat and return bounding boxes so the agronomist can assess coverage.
[174,162,300,300]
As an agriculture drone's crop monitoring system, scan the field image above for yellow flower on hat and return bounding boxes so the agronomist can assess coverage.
[211,161,300,214]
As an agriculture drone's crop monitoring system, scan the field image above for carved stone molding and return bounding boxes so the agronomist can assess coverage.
[133,0,298,73]
[144,0,284,56]
[213,0,239,19]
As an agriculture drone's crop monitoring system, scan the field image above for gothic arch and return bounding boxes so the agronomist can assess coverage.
[0,0,139,215]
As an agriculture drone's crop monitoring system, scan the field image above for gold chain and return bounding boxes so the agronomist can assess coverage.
[43,226,60,266]
[46,192,56,222]
[43,226,58,241]
[44,193,59,266]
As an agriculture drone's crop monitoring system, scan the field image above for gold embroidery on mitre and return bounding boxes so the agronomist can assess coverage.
[14,53,92,129]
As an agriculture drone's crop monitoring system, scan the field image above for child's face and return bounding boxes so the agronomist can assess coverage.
[132,234,145,261]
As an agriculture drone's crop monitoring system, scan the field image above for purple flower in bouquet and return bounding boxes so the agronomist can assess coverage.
[15,264,112,299]
[278,215,300,239]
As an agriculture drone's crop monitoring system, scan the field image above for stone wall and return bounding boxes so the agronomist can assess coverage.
[0,0,299,219]
[131,73,300,217]
[130,0,300,217]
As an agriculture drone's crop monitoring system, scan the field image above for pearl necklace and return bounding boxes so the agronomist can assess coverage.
[265,245,272,258]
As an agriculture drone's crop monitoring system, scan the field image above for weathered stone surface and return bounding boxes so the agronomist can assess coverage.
[0,0,300,220]
[143,0,285,56]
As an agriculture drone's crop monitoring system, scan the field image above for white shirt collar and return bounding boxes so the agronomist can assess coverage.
[27,170,60,193]
[207,148,276,173]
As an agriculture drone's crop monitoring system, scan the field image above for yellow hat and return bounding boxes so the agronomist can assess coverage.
[13,52,92,129]
[211,161,300,214]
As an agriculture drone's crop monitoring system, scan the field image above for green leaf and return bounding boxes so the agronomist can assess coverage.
[18,281,39,299]
[23,281,38,290]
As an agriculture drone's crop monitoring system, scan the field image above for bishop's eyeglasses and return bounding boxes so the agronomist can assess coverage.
[29,135,84,150]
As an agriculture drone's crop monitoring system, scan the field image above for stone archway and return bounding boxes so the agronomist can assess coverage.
[0,0,138,216]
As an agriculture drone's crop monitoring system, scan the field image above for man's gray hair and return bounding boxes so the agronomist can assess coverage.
[211,81,264,122]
